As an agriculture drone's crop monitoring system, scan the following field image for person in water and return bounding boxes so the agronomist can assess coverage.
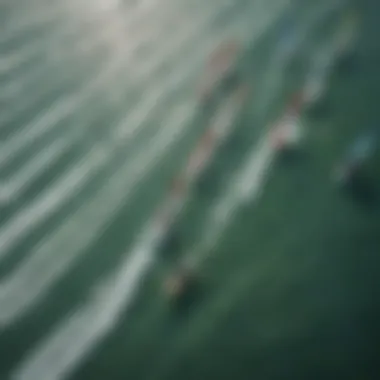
[163,260,197,301]
[199,40,241,105]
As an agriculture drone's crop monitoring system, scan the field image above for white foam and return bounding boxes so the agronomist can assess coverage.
[0,2,226,168]
[9,3,291,379]
[7,102,195,380]
[0,82,246,327]
[0,100,197,326]
[0,0,260,296]
[0,138,71,203]
[0,98,77,168]
[190,132,276,266]
[0,0,173,72]
[0,145,108,262]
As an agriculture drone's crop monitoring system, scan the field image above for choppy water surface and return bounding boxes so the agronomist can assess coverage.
[1,0,380,379]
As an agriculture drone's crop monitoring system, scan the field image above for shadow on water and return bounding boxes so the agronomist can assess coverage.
[157,228,184,261]
[335,52,360,75]
[194,172,220,200]
[158,236,206,320]
[168,279,205,317]
[343,173,378,209]
[275,147,320,177]
[277,147,310,165]
[306,98,333,119]
[160,279,207,335]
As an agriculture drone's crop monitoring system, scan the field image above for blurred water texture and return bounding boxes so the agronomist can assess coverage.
[0,0,380,379]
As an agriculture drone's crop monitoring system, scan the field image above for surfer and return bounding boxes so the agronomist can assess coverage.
[287,92,305,115]
[272,118,303,154]
[158,226,182,256]
[198,39,242,107]
[163,260,197,301]
[271,92,304,153]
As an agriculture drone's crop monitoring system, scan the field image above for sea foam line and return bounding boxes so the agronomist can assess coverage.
[0,100,197,326]
[0,0,174,73]
[0,0,269,208]
[189,127,277,268]
[0,1,228,169]
[9,4,291,380]
[0,56,198,262]
[0,49,194,206]
[0,81,244,327]
[0,138,70,203]
[0,0,257,282]
[7,90,245,380]
[0,0,183,104]
[7,100,196,380]
[142,127,279,380]
[0,4,238,205]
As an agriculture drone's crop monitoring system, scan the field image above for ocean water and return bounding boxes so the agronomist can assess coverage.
[1,0,380,379]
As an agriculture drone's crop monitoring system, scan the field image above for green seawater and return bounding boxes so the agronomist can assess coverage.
[0,0,379,379]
